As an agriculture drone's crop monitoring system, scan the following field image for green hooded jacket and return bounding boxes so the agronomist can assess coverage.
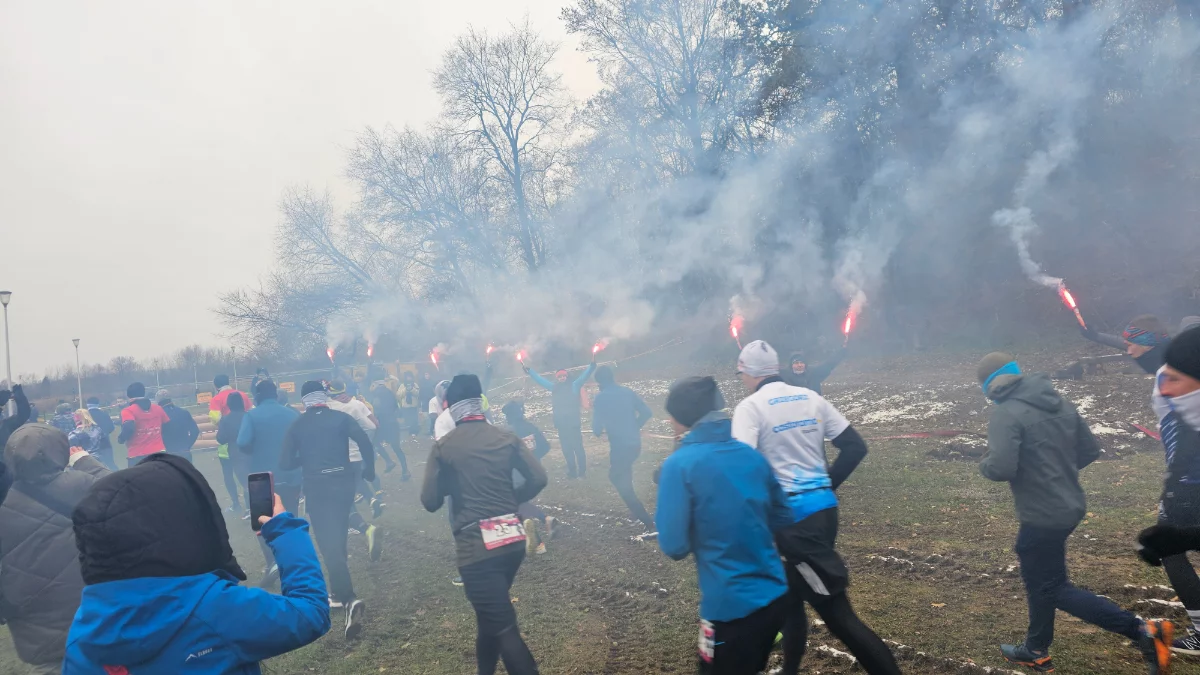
[980,373,1101,530]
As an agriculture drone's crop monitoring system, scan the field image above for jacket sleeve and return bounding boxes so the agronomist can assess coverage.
[828,426,868,489]
[420,444,445,512]
[1075,413,1102,469]
[1081,327,1126,350]
[0,387,30,445]
[237,414,254,453]
[980,408,1022,482]
[730,401,761,449]
[348,419,376,482]
[279,423,301,471]
[533,428,551,459]
[93,409,114,435]
[513,440,549,504]
[215,418,236,446]
[809,347,847,386]
[634,393,653,430]
[655,456,691,560]
[185,412,200,449]
[528,370,554,392]
[766,469,794,532]
[573,363,597,394]
[208,514,331,663]
[209,410,222,426]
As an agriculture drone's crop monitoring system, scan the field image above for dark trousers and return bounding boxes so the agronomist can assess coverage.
[218,456,241,508]
[165,449,192,464]
[94,445,117,471]
[459,548,538,675]
[258,483,303,568]
[776,509,900,675]
[1162,490,1200,613]
[699,595,787,675]
[1015,524,1142,651]
[307,475,357,603]
[517,502,546,522]
[608,444,652,527]
[376,425,408,473]
[557,425,586,477]
[348,462,369,532]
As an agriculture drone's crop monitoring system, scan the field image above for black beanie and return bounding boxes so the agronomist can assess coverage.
[214,374,230,389]
[666,376,725,428]
[595,365,615,387]
[446,374,483,406]
[300,380,325,396]
[1166,327,1200,381]
[126,382,146,399]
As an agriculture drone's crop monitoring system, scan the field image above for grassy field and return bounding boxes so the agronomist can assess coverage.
[3,347,1200,674]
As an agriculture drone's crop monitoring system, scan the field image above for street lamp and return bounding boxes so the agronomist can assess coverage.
[72,338,83,408]
[0,291,11,416]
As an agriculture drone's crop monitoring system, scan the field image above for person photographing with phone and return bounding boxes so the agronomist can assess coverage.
[63,453,330,674]
[279,381,375,640]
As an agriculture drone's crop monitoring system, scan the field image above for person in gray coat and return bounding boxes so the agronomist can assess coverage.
[0,424,111,674]
[977,352,1172,674]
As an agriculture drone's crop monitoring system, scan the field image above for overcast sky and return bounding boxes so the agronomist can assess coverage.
[0,0,599,380]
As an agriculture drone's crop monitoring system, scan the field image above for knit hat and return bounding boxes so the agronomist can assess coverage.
[126,382,146,399]
[1166,327,1200,381]
[446,374,483,406]
[1123,315,1170,347]
[213,374,230,389]
[737,340,780,378]
[326,380,347,396]
[155,389,171,404]
[300,380,325,397]
[976,352,1016,384]
[666,376,726,428]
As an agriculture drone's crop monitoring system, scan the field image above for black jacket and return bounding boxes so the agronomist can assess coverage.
[160,403,200,453]
[0,424,110,664]
[280,406,375,483]
[86,405,115,453]
[0,386,32,502]
[215,409,245,453]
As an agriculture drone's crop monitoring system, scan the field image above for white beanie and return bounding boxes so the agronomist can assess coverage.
[738,340,780,378]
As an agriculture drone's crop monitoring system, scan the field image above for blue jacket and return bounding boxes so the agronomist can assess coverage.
[237,399,302,485]
[656,416,791,622]
[63,513,329,674]
[592,383,652,449]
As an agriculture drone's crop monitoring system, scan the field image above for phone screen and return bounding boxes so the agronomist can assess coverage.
[247,472,275,532]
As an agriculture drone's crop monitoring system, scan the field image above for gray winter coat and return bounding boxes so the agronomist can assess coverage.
[980,373,1101,530]
[0,424,110,665]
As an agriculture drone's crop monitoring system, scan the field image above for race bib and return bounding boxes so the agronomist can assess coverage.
[698,619,715,662]
[522,435,535,449]
[480,514,526,550]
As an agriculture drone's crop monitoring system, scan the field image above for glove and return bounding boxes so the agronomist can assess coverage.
[1079,326,1096,339]
[521,365,530,375]
[1137,524,1200,566]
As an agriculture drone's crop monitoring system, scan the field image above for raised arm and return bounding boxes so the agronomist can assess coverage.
[572,363,597,394]
[1080,326,1126,351]
[527,370,555,392]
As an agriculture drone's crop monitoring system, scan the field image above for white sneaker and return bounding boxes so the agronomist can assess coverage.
[345,599,365,640]
[329,597,345,609]
[632,531,659,543]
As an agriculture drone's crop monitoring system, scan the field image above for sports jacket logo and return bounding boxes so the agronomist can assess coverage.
[185,647,214,661]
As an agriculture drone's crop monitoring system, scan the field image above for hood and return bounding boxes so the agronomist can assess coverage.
[71,573,223,667]
[501,400,526,421]
[128,398,151,412]
[681,413,733,445]
[4,423,69,485]
[986,373,1063,412]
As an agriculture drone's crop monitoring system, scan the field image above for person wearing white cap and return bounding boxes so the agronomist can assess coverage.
[731,340,899,675]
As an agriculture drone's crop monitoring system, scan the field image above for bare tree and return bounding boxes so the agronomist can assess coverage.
[433,20,569,271]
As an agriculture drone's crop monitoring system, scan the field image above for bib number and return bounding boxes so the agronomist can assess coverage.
[698,619,715,662]
[480,514,526,550]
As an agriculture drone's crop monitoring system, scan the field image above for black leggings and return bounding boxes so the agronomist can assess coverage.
[376,425,409,472]
[782,591,899,675]
[609,445,652,528]
[460,548,538,675]
[307,476,356,603]
[700,595,787,675]
[218,456,242,508]
[557,425,586,477]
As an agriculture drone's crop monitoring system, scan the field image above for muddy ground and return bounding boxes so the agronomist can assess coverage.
[3,342,1199,674]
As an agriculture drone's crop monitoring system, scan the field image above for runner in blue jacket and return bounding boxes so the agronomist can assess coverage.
[525,355,596,478]
[63,453,330,674]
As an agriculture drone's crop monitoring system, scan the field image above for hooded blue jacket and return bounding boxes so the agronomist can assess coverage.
[237,399,302,485]
[62,513,330,674]
[656,416,791,622]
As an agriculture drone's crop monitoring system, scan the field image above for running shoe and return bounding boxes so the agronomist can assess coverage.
[223,505,240,515]
[345,599,365,640]
[1000,644,1054,672]
[257,564,280,589]
[329,597,345,609]
[536,542,547,555]
[524,519,539,556]
[545,516,558,540]
[241,510,251,521]
[366,525,382,562]
[400,471,412,482]
[354,493,365,504]
[451,576,464,587]
[1173,630,1200,656]
[384,459,397,474]
[1140,619,1174,675]
[348,527,362,536]
[371,492,386,519]
[631,531,659,543]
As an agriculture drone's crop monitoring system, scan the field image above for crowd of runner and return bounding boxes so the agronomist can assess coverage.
[0,317,1197,674]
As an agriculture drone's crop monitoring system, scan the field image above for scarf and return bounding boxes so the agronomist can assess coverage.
[450,398,485,424]
[982,361,1021,395]
[302,391,329,409]
[1155,368,1200,432]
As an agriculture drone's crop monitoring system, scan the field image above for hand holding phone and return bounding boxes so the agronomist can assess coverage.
[247,472,276,532]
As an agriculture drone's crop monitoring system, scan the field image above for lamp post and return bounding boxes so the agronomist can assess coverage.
[231,345,238,391]
[72,338,83,408]
[1,291,11,416]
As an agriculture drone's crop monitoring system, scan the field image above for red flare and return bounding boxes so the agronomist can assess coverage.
[366,343,374,358]
[326,347,335,363]
[730,317,744,350]
[430,350,440,371]
[486,344,494,356]
[516,351,526,363]
[1057,283,1087,329]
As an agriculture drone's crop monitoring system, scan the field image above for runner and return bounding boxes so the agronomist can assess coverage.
[1080,314,1173,374]
[591,366,655,534]
[429,379,450,437]
[657,376,790,675]
[976,352,1173,673]
[1150,327,1200,655]
[209,375,253,515]
[730,340,900,675]
[501,400,557,553]
[781,346,846,396]
[370,379,410,480]
[156,390,200,463]
[280,381,376,640]
[524,353,596,478]
[327,379,383,561]
[420,374,547,675]
[397,371,422,458]
[118,383,172,463]
[84,397,116,470]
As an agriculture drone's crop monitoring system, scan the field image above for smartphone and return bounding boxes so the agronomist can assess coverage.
[247,471,275,532]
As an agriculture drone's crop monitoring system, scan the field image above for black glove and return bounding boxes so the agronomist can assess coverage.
[1137,524,1200,566]
[521,365,530,375]
[1079,326,1096,339]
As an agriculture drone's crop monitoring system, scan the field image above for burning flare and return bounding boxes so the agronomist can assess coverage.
[1057,283,1088,329]
[516,350,526,363]
[730,316,744,350]
[366,343,374,358]
[430,350,440,371]
[326,347,335,363]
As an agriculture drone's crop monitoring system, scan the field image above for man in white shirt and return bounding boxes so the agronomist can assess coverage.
[328,381,383,562]
[731,340,899,675]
